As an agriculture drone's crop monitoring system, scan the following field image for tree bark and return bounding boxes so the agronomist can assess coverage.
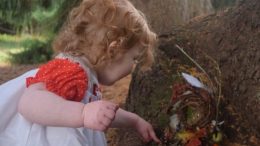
[122,0,260,145]
[129,0,214,34]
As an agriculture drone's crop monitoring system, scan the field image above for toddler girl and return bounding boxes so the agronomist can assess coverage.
[0,0,160,145]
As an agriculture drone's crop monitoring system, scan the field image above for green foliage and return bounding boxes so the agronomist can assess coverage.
[0,0,34,31]
[0,35,20,49]
[0,0,82,34]
[51,0,82,32]
[9,38,53,64]
[32,7,57,23]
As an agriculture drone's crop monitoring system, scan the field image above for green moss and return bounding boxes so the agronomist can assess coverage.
[157,113,170,128]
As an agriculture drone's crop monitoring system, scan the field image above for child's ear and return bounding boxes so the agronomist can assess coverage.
[107,41,118,58]
[108,41,118,49]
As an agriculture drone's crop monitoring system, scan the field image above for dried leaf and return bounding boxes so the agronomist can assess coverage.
[176,131,195,143]
[186,138,201,146]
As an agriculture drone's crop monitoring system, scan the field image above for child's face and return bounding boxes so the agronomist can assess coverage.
[95,43,142,85]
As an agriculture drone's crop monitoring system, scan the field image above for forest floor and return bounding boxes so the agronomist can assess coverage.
[0,63,132,146]
[1,63,258,146]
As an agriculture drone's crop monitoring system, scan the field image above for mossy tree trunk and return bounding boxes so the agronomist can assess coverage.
[120,0,260,145]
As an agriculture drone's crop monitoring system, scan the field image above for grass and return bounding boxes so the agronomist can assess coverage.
[0,34,46,64]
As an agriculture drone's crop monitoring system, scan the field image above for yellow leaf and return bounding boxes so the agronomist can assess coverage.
[176,131,195,143]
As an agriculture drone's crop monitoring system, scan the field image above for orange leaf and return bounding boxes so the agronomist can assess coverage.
[186,138,201,146]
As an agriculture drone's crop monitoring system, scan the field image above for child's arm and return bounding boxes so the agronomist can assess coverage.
[110,108,161,143]
[18,82,118,130]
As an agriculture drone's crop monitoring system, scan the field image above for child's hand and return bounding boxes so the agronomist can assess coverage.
[134,116,161,143]
[82,100,119,131]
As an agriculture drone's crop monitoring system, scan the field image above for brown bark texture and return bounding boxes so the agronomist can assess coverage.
[121,0,260,145]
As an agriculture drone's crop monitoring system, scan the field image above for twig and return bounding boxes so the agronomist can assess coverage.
[175,44,223,122]
[175,44,214,89]
[198,49,222,121]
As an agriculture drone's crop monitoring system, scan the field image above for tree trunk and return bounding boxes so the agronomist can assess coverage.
[130,0,214,34]
[120,0,260,145]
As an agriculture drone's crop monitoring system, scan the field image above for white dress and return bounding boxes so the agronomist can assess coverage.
[0,53,107,146]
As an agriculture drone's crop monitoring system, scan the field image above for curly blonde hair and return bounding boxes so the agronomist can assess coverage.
[52,0,157,70]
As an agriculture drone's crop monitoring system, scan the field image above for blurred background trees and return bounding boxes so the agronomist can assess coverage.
[0,0,81,34]
[0,0,237,65]
[0,0,81,64]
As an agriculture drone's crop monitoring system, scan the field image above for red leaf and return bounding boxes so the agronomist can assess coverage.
[186,138,201,146]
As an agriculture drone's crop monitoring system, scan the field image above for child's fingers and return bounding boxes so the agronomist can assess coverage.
[149,129,161,143]
[97,122,107,131]
[142,131,149,142]
[115,104,119,111]
[96,115,113,131]
[100,116,111,127]
[104,101,119,112]
[110,104,119,112]
[104,109,116,120]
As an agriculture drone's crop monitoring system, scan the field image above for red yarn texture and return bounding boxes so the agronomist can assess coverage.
[26,59,88,102]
